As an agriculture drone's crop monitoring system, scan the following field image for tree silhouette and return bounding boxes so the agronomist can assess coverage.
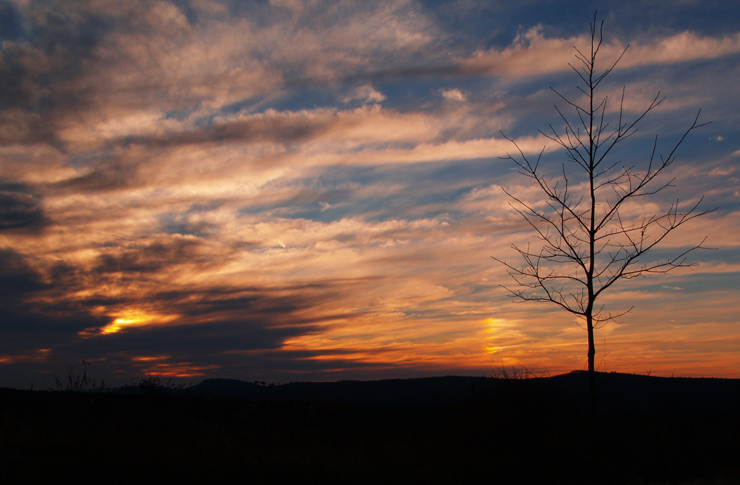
[494,14,713,408]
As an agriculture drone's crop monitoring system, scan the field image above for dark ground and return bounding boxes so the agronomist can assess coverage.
[1,372,739,484]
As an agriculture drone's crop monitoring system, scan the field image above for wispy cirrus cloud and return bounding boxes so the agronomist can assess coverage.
[455,26,740,78]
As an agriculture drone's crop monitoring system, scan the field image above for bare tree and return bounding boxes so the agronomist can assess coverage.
[495,14,713,407]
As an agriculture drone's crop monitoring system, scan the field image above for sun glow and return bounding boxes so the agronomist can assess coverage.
[98,311,179,335]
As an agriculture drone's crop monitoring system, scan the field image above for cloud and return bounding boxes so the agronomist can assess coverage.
[0,0,443,154]
[440,88,466,102]
[455,27,740,78]
[0,247,47,298]
[708,166,735,176]
[344,84,386,104]
[625,31,740,67]
[0,2,738,386]
[0,182,48,231]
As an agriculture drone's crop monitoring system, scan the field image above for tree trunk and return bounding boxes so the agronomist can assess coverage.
[587,314,597,412]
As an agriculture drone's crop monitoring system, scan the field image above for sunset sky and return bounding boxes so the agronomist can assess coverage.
[1,0,739,389]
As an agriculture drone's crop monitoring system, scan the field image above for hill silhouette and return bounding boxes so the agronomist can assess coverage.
[189,371,740,410]
[2,371,739,483]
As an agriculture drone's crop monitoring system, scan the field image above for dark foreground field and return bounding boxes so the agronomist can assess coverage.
[1,372,739,484]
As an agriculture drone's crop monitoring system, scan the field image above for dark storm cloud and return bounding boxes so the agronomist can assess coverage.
[53,283,363,381]
[0,41,36,111]
[0,251,118,319]
[1,306,106,350]
[0,182,47,231]
[0,250,108,354]
[57,283,373,381]
[121,112,337,149]
[92,316,306,355]
[150,280,355,326]
[58,165,136,192]
[94,238,203,274]
[0,247,46,297]
[0,247,359,378]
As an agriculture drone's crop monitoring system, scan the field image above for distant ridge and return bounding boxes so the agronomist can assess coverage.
[188,372,740,410]
[190,375,491,405]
